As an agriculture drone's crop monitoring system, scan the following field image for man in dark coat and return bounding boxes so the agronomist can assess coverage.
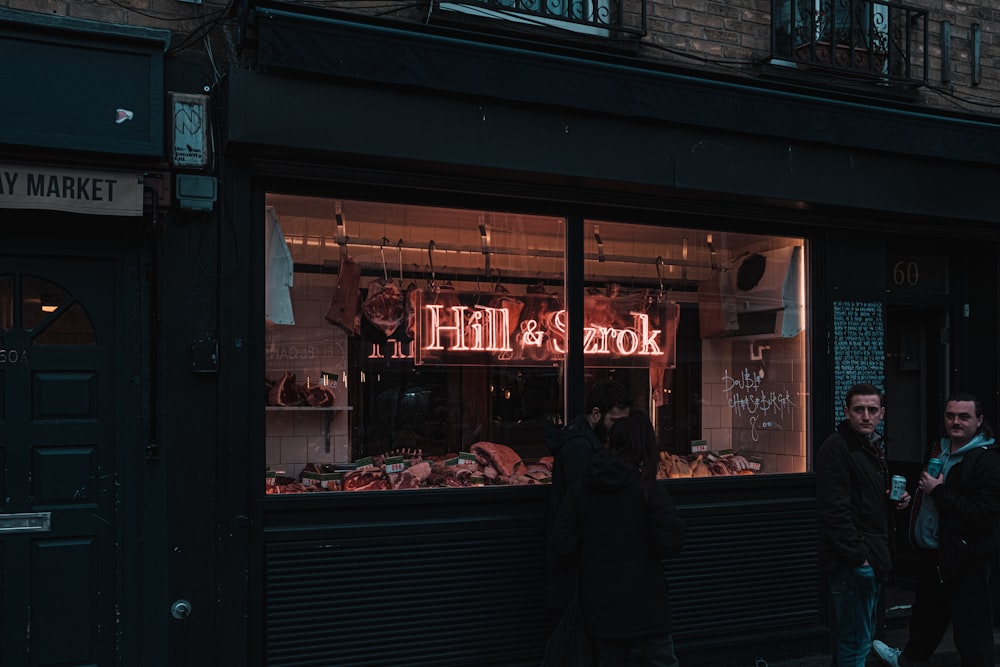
[874,392,1000,667]
[545,379,631,615]
[816,383,910,667]
[553,412,685,666]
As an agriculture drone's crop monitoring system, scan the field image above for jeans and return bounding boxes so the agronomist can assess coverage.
[904,548,996,666]
[593,633,679,667]
[827,565,880,667]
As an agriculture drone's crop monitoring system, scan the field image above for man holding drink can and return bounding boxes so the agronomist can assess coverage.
[817,383,911,667]
[873,392,1000,667]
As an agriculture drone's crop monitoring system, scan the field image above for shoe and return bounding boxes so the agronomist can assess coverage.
[872,639,901,667]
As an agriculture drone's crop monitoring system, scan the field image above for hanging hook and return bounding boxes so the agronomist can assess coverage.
[427,240,436,289]
[396,239,404,287]
[335,201,347,261]
[379,237,390,283]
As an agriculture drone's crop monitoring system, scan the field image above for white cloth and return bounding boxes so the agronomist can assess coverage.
[265,207,295,325]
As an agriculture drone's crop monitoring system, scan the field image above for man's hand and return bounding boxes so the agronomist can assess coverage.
[918,471,943,495]
[888,489,911,510]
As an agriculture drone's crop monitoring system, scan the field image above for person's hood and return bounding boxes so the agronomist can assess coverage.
[582,447,638,491]
[947,432,997,457]
[546,413,599,454]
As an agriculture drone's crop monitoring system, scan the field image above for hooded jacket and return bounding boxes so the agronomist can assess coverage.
[552,447,686,639]
[909,433,1000,581]
[816,420,894,581]
[544,413,604,610]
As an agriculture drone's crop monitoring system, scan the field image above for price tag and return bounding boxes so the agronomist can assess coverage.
[384,456,406,474]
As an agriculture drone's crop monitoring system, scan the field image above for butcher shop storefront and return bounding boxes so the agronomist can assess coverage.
[251,196,817,667]
[226,62,824,666]
[216,3,1000,665]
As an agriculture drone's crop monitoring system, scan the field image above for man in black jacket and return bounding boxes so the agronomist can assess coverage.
[874,392,1000,667]
[553,412,685,666]
[544,379,630,617]
[817,383,911,667]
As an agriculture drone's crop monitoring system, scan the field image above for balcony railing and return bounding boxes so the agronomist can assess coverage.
[437,0,646,37]
[772,0,927,85]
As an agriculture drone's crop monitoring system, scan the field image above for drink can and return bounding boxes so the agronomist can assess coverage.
[889,475,907,501]
[926,457,943,478]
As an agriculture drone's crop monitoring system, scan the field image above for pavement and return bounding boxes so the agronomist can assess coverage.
[760,585,1000,667]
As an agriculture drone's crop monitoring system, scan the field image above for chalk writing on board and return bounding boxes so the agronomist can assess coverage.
[722,367,797,442]
[832,301,885,428]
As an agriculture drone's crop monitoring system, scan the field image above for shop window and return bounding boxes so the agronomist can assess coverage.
[583,222,808,478]
[262,196,809,494]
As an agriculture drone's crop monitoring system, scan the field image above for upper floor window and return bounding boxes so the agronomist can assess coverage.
[771,0,927,86]
[437,0,644,37]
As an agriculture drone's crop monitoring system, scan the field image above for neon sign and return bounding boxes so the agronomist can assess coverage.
[413,290,679,366]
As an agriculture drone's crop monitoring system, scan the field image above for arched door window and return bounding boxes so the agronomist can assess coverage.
[0,274,95,346]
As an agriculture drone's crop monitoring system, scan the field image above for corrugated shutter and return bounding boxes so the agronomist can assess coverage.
[261,481,820,666]
[265,524,549,667]
[667,501,820,647]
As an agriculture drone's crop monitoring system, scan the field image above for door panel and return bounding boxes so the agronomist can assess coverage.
[0,260,119,666]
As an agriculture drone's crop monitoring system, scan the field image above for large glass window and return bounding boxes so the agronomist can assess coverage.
[583,221,808,478]
[263,195,809,493]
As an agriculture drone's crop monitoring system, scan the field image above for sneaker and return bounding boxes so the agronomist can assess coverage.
[872,639,901,667]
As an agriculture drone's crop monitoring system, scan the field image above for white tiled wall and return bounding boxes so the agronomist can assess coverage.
[700,335,808,474]
[265,270,352,479]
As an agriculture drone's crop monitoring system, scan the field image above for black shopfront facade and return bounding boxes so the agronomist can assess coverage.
[7,3,1000,667]
[216,5,997,667]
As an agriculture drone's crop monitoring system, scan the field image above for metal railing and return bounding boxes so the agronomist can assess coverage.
[772,0,928,85]
[437,0,646,37]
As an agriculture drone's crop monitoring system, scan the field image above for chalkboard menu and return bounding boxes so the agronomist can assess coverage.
[832,301,885,428]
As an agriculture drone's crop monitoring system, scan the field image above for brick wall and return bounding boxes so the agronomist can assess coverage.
[5,0,997,117]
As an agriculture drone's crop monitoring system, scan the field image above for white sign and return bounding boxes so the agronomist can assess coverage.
[0,163,142,216]
[170,92,210,169]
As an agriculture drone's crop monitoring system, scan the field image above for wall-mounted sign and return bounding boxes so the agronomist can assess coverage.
[170,92,211,169]
[413,289,679,367]
[0,162,142,216]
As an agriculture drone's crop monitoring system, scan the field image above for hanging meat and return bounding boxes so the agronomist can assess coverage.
[325,255,363,334]
[362,278,406,339]
[488,290,524,338]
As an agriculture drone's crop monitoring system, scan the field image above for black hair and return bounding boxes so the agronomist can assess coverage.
[844,383,883,408]
[607,412,659,498]
[585,379,631,417]
[945,391,995,438]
